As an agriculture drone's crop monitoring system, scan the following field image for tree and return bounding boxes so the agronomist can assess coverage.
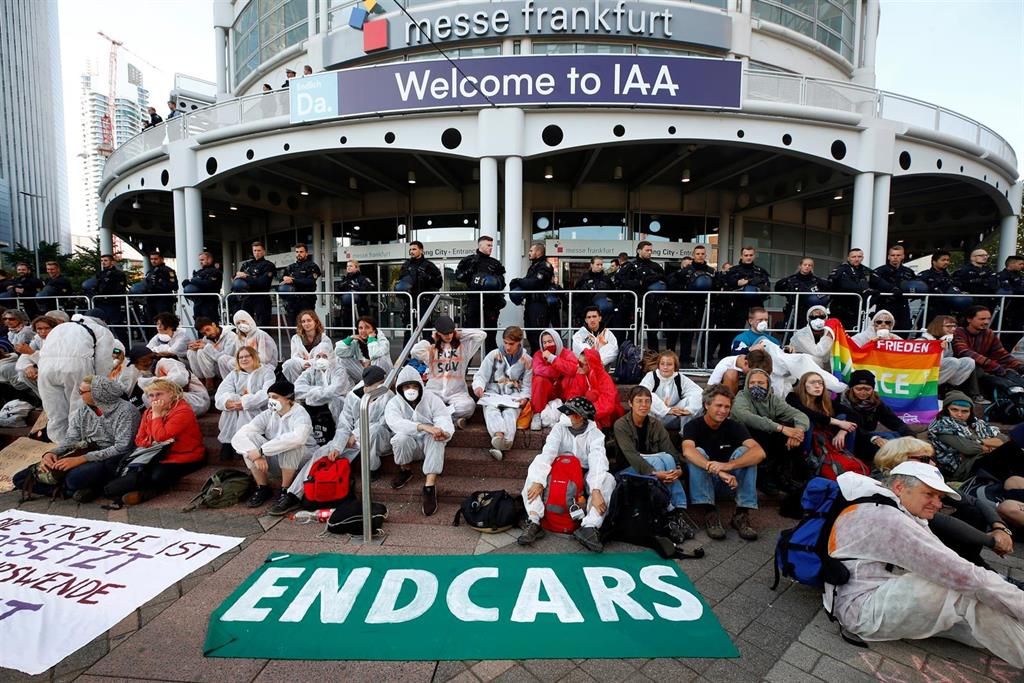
[2,239,142,291]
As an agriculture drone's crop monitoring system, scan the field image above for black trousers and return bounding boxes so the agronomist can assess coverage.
[103,461,204,501]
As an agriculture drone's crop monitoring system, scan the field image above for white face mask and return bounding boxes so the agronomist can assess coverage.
[313,358,330,372]
[755,320,769,333]
[809,318,826,331]
[403,387,420,402]
[236,322,252,334]
[876,327,891,338]
[156,334,171,343]
[941,333,954,343]
[267,398,283,413]
[559,414,574,427]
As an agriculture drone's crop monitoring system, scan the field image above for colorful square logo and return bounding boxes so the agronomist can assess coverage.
[348,6,368,29]
[363,18,389,52]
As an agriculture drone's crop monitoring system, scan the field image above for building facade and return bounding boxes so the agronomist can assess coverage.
[0,0,70,251]
[97,0,1020,303]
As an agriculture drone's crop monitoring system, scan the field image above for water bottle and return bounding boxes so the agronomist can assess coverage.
[290,508,334,524]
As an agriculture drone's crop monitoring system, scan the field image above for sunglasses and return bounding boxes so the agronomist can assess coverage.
[809,315,827,320]
[875,321,894,326]
[907,455,935,464]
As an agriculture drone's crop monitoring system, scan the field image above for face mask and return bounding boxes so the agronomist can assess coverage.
[558,414,574,427]
[749,385,769,401]
[809,318,826,331]
[267,398,283,413]
[876,327,891,338]
[313,358,330,372]
[941,334,954,343]
[755,320,769,333]
[543,343,555,354]
[236,322,252,334]
[157,334,171,343]
[403,387,420,402]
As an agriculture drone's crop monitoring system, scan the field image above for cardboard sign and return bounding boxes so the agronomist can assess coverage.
[0,438,54,493]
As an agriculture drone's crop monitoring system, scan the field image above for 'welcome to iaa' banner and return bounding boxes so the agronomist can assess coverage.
[204,551,738,661]
[827,319,943,425]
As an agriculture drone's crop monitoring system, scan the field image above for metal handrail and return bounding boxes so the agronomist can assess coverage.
[356,293,442,541]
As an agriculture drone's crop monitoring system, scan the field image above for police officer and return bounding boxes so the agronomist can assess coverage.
[918,249,968,318]
[231,240,277,327]
[776,257,830,329]
[455,235,505,352]
[182,250,223,324]
[85,253,128,338]
[874,244,919,332]
[666,245,717,365]
[510,241,555,353]
[714,246,770,361]
[0,262,43,317]
[279,243,321,327]
[131,251,178,323]
[997,254,1024,352]
[337,258,374,333]
[615,240,667,351]
[37,261,74,310]
[396,241,443,339]
[953,248,999,302]
[574,255,614,324]
[828,247,890,331]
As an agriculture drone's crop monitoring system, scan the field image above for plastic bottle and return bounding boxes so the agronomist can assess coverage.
[290,508,334,524]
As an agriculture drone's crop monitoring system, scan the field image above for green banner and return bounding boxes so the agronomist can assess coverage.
[204,551,737,661]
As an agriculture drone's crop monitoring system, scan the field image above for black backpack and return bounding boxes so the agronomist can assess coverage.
[650,371,684,398]
[325,497,389,535]
[615,340,644,384]
[600,473,704,559]
[983,379,1024,423]
[453,490,525,533]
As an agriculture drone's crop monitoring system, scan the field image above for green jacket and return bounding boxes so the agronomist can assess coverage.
[731,369,810,434]
[612,411,682,474]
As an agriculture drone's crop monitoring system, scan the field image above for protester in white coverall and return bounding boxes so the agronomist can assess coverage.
[281,310,333,382]
[639,349,703,429]
[335,316,393,389]
[826,463,1024,668]
[0,309,34,387]
[385,364,454,517]
[221,310,278,377]
[187,318,239,384]
[517,397,616,553]
[9,314,56,395]
[214,346,275,461]
[788,305,834,371]
[138,357,211,416]
[294,348,348,421]
[38,312,115,444]
[571,306,619,367]
[411,315,485,427]
[472,325,532,460]
[146,312,191,360]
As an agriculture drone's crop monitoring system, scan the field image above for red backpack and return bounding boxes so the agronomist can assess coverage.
[810,429,870,481]
[541,455,586,534]
[303,457,352,505]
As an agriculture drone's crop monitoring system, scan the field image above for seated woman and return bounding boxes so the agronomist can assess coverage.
[146,312,190,359]
[839,369,913,464]
[103,379,206,506]
[295,347,348,439]
[788,305,833,370]
[13,314,59,395]
[530,327,579,430]
[638,350,703,430]
[786,371,860,475]
[928,391,1024,483]
[922,315,982,399]
[214,346,275,461]
[336,316,392,389]
[851,309,897,346]
[559,348,624,431]
[137,355,211,416]
[410,315,485,429]
[281,310,332,383]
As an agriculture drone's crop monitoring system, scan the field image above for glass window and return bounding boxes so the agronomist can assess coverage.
[752,0,854,62]
[532,212,627,241]
[533,42,577,55]
[231,0,308,87]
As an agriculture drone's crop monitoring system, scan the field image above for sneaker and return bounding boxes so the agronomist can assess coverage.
[487,448,504,461]
[72,488,97,503]
[502,437,514,450]
[454,417,467,430]
[491,435,507,451]
[972,395,992,406]
[246,485,273,508]
[730,509,758,541]
[666,509,697,543]
[517,521,546,546]
[530,414,542,431]
[391,468,414,490]
[573,525,604,552]
[422,485,438,516]
[704,509,726,540]
[268,492,301,517]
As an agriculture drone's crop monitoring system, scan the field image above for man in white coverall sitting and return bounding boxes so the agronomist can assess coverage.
[826,461,1024,668]
[516,396,615,553]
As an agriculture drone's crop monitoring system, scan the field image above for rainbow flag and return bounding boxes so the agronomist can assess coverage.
[826,319,943,426]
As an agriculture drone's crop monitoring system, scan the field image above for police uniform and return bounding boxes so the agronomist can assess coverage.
[89,265,128,335]
[874,263,918,332]
[775,271,830,328]
[183,263,224,323]
[455,249,506,352]
[396,255,443,319]
[230,257,276,326]
[336,269,373,331]
[998,267,1024,351]
[828,262,889,331]
[615,256,667,350]
[279,257,322,327]
[666,261,717,365]
[714,262,770,361]
[0,273,44,317]
[918,267,964,318]
[139,263,178,321]
[510,255,555,353]
[953,264,998,296]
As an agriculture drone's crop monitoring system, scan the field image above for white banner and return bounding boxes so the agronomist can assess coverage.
[0,511,243,675]
[339,240,480,263]
[546,240,698,259]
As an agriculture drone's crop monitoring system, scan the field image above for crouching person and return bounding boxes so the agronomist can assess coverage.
[385,365,454,516]
[232,380,316,513]
[682,384,766,541]
[517,397,615,552]
[472,325,532,460]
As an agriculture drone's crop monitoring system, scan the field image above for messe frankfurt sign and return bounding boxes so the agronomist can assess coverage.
[290,55,741,122]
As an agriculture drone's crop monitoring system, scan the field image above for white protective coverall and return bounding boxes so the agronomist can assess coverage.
[220,311,278,377]
[411,328,486,420]
[5,328,42,393]
[146,328,191,359]
[38,315,115,444]
[571,326,619,367]
[187,326,240,379]
[232,402,316,473]
[294,353,348,421]
[826,472,1024,668]
[335,333,393,387]
[214,364,276,444]
[138,358,211,416]
[639,369,703,427]
[789,306,834,371]
[384,365,454,475]
[282,333,333,382]
[522,420,615,530]
[762,339,846,396]
[0,325,34,387]
[471,346,532,440]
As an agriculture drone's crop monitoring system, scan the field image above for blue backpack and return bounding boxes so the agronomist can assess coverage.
[615,340,644,384]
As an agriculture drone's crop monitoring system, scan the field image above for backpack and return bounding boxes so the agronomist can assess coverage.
[651,371,684,400]
[182,469,254,511]
[302,456,352,507]
[0,399,33,427]
[808,429,871,480]
[541,455,585,534]
[615,340,644,384]
[600,472,704,560]
[984,380,1024,423]
[771,477,898,592]
[452,490,525,533]
[325,497,389,535]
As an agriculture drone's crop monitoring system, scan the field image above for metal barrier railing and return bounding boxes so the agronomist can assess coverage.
[92,292,223,346]
[864,291,1024,340]
[0,294,93,318]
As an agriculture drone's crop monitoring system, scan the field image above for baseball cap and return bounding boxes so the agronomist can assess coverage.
[891,460,961,501]
[435,315,456,334]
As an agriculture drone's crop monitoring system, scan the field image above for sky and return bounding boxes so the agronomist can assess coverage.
[58,0,1024,236]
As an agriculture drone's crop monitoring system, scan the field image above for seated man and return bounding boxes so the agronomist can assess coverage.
[730,368,810,494]
[147,312,190,359]
[731,306,781,353]
[530,327,578,430]
[385,365,454,516]
[186,317,239,387]
[613,386,695,541]
[517,397,615,552]
[826,462,1024,668]
[682,385,766,541]
[953,305,1024,395]
[277,366,394,515]
[232,380,316,511]
[708,349,751,395]
[472,326,532,461]
[14,376,140,501]
[639,350,703,429]
[571,306,619,368]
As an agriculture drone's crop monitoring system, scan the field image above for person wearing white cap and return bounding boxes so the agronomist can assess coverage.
[410,314,486,428]
[788,304,834,371]
[851,309,899,346]
[825,463,1024,668]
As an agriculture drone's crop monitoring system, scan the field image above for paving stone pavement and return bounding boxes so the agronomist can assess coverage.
[0,488,1021,682]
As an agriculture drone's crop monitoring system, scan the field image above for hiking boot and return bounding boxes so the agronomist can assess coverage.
[219,442,236,462]
[247,485,273,508]
[704,509,726,540]
[422,485,438,516]
[666,509,697,543]
[121,491,146,506]
[391,468,414,490]
[487,449,504,461]
[573,525,604,553]
[72,488,97,503]
[268,492,301,517]
[517,521,546,546]
[369,468,382,482]
[530,414,542,431]
[730,509,758,541]
[454,417,467,430]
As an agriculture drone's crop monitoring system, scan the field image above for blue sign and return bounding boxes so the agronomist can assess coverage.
[290,72,340,123]
[291,55,741,124]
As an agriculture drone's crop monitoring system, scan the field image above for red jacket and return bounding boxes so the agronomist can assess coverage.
[532,347,578,382]
[952,326,1022,375]
[136,399,205,465]
[560,348,625,429]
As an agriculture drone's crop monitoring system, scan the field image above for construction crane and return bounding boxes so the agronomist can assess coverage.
[96,31,163,157]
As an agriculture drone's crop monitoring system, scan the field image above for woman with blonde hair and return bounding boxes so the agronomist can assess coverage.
[922,315,981,398]
[215,346,276,461]
[638,349,702,429]
[282,309,332,382]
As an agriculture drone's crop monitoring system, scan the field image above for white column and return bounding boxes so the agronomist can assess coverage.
[172,189,188,275]
[214,27,228,96]
[183,187,203,277]
[323,216,335,295]
[480,157,499,237]
[869,173,891,267]
[999,214,1019,267]
[716,191,732,267]
[850,172,874,253]
[731,215,744,264]
[307,0,317,39]
[500,156,525,328]
[99,223,114,255]
[221,239,233,292]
